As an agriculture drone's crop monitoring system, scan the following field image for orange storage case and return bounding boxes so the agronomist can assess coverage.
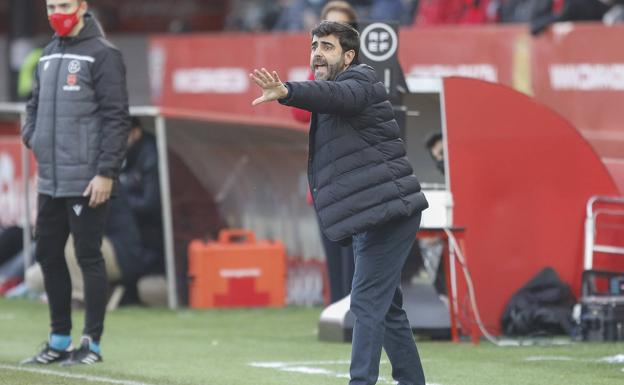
[188,229,286,308]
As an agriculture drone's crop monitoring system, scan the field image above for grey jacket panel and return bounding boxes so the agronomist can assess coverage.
[22,14,130,197]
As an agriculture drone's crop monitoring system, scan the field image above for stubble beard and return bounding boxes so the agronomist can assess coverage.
[312,56,346,81]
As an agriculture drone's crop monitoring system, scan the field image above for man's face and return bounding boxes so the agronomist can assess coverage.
[310,34,352,81]
[45,0,83,16]
[430,139,444,162]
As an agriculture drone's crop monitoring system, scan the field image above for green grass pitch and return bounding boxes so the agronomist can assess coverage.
[0,298,622,385]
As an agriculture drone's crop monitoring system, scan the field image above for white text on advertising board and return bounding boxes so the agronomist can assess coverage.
[173,68,249,94]
[550,64,624,91]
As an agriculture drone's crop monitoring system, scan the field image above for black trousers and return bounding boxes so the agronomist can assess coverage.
[0,225,23,266]
[350,212,425,385]
[321,229,355,304]
[35,194,109,342]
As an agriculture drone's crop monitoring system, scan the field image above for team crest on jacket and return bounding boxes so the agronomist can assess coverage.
[63,74,81,92]
[67,74,77,86]
[68,60,81,74]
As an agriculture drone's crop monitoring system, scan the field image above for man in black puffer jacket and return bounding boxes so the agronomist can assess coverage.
[119,117,164,281]
[251,21,428,385]
[21,0,130,366]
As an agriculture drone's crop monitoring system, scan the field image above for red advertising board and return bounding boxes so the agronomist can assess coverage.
[399,25,523,87]
[150,23,624,191]
[530,23,624,192]
[150,33,311,129]
[531,24,624,137]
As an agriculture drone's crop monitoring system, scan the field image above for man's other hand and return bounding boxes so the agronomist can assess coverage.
[250,68,288,106]
[83,175,113,208]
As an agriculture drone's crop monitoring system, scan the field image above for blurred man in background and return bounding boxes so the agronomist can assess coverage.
[293,0,359,305]
[120,117,166,305]
[322,0,359,27]
[25,118,165,307]
[316,1,358,305]
[250,21,428,385]
[21,0,130,366]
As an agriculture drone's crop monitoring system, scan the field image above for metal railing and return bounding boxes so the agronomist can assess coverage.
[584,195,624,270]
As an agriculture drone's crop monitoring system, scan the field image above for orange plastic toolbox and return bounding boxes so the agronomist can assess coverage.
[188,229,286,308]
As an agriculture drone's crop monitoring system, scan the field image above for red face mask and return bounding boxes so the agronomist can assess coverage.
[48,7,80,37]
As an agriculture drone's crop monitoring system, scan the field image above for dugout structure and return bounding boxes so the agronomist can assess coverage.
[0,103,328,308]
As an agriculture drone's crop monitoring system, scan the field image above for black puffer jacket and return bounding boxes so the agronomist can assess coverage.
[22,14,130,197]
[280,64,428,241]
[119,132,164,275]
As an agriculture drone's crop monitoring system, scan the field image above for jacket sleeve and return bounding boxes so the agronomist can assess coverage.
[93,47,131,178]
[279,71,375,116]
[22,68,40,149]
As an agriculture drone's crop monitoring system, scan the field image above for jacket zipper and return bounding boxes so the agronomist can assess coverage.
[52,40,65,196]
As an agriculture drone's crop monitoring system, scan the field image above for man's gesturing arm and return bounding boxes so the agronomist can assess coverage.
[280,71,375,117]
[250,66,377,116]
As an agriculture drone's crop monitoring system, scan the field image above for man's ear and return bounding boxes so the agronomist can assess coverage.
[344,50,355,66]
[79,1,89,16]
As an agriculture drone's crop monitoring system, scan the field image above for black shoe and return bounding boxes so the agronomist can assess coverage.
[20,343,74,365]
[60,337,102,366]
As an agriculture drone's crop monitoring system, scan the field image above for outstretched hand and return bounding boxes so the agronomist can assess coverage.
[249,68,289,106]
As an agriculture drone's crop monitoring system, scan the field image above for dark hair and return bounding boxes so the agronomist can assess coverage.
[311,21,360,63]
[130,116,142,130]
[425,132,443,150]
[320,1,359,29]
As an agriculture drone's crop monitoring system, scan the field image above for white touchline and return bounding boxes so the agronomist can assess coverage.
[0,364,159,385]
[599,354,624,364]
[525,355,624,365]
[249,360,351,367]
[248,361,446,385]
[279,366,334,375]
[524,356,574,362]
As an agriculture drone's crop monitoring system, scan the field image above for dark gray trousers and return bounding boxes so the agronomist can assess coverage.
[321,228,355,304]
[349,212,425,385]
